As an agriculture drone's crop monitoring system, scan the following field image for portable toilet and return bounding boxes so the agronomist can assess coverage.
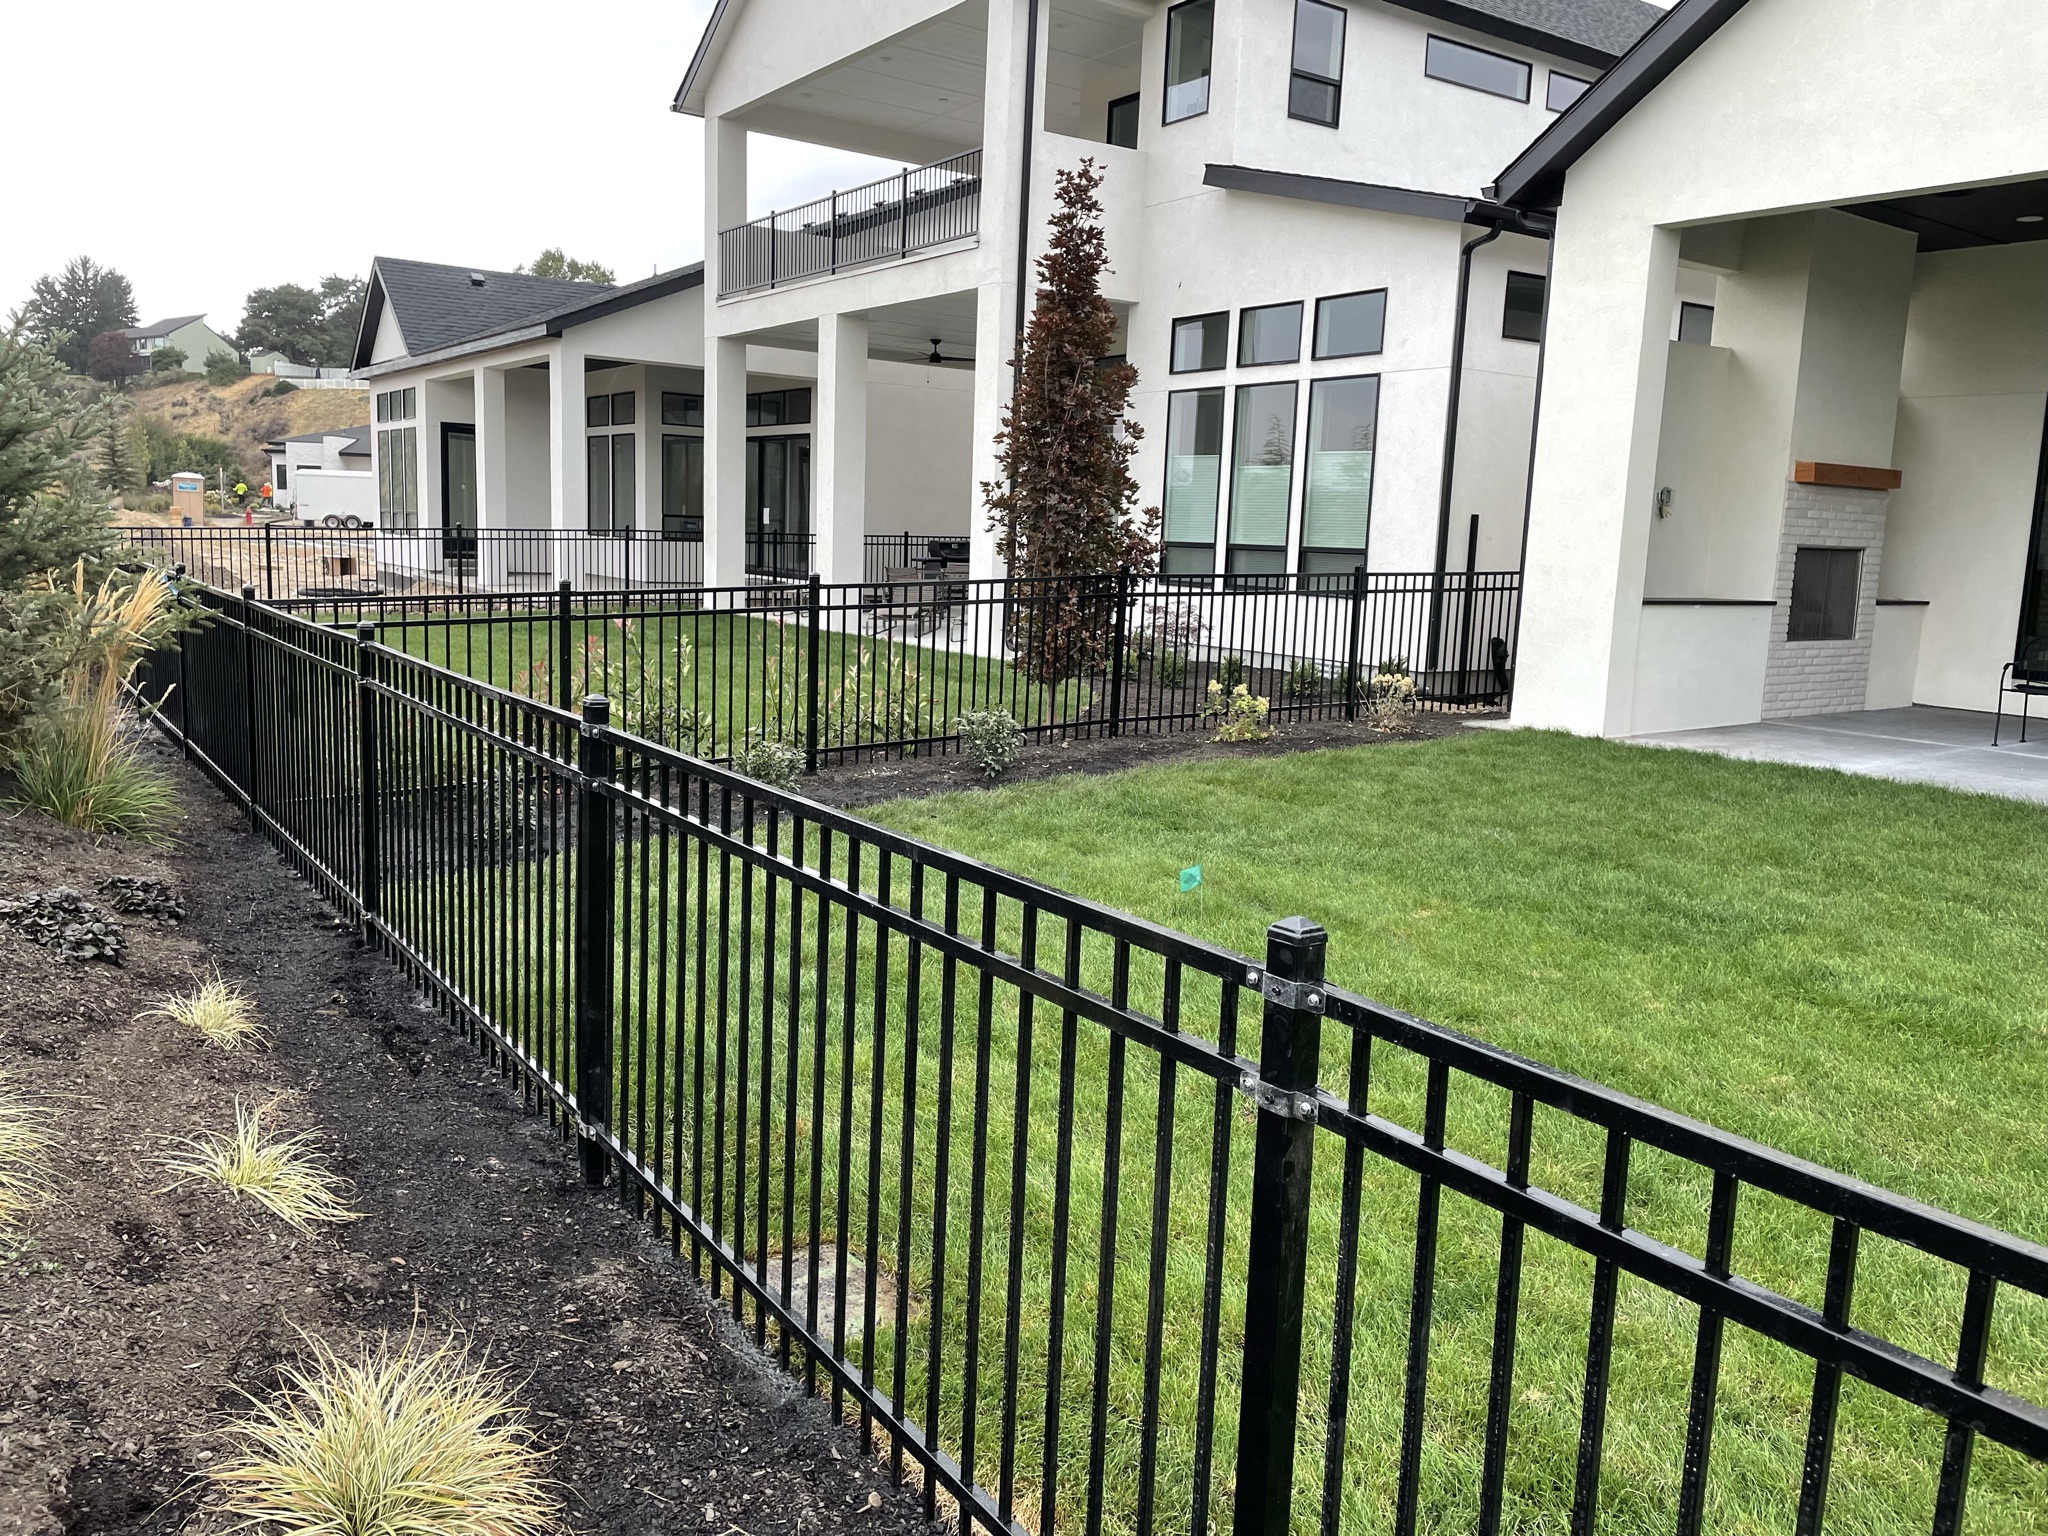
[170,471,207,522]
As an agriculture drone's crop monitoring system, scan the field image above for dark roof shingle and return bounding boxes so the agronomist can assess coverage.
[369,259,608,359]
[120,315,207,340]
[1388,0,1667,67]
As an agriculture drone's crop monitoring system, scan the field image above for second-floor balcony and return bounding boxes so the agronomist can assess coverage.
[718,149,982,298]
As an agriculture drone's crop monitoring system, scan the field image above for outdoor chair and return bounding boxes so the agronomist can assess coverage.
[1993,637,2048,744]
[863,566,949,636]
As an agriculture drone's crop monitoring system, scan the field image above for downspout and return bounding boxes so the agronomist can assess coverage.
[1011,0,1042,350]
[1426,223,1502,671]
[1505,226,1560,715]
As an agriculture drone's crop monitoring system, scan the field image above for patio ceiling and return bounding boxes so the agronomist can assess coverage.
[1846,174,2048,252]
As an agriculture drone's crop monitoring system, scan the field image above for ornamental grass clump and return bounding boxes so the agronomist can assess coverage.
[0,1074,55,1231]
[164,1101,359,1230]
[208,1330,562,1536]
[144,969,267,1050]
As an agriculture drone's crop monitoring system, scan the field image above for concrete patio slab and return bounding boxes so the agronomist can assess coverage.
[1626,706,2048,804]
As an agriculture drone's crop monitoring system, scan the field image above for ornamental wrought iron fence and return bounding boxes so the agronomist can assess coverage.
[129,579,2048,1536]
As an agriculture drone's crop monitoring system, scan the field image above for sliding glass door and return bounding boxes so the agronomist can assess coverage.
[746,435,811,576]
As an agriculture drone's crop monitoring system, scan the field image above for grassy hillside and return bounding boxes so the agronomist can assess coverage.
[126,372,368,480]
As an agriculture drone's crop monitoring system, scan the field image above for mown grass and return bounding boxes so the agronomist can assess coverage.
[394,729,2048,1534]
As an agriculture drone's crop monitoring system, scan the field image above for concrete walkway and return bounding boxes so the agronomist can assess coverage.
[1627,705,2048,804]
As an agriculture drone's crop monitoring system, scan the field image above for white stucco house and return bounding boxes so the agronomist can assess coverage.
[122,315,238,373]
[349,254,976,590]
[1495,0,2048,736]
[673,0,1666,599]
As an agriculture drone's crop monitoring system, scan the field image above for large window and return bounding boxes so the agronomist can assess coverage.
[1238,301,1303,366]
[1424,35,1531,102]
[1171,312,1229,373]
[375,427,417,526]
[1106,92,1140,148]
[1314,289,1386,359]
[1289,0,1346,126]
[1300,376,1379,576]
[1164,0,1214,122]
[1788,547,1861,642]
[1227,381,1297,578]
[662,434,702,541]
[1162,387,1225,575]
[1503,270,1547,342]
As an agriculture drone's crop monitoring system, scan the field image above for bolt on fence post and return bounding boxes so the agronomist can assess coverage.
[555,579,574,713]
[1345,563,1367,723]
[239,586,260,828]
[1109,567,1131,739]
[1233,916,1328,1536]
[805,573,822,773]
[355,624,381,941]
[572,694,616,1189]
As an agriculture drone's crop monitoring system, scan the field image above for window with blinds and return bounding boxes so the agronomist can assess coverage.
[1162,387,1225,576]
[1228,380,1297,577]
[1300,375,1378,575]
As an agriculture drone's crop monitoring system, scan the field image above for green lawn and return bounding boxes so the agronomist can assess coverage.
[858,729,2048,1533]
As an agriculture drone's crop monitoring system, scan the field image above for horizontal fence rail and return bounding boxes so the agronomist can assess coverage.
[128,579,2048,1536]
[718,150,983,297]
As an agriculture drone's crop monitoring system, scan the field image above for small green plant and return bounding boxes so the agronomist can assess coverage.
[0,1075,54,1231]
[209,1329,561,1536]
[1214,654,1245,691]
[1152,649,1187,688]
[1201,680,1271,743]
[164,1101,359,1231]
[203,349,249,384]
[956,709,1024,779]
[1285,659,1322,699]
[144,969,267,1050]
[732,734,803,790]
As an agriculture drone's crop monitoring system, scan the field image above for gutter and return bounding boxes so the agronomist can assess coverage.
[1012,0,1042,350]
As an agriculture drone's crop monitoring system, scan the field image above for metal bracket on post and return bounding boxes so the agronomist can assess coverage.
[1233,915,1329,1536]
[572,694,616,1189]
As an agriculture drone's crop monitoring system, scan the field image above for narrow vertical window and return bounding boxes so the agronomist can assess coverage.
[1162,387,1225,575]
[1164,0,1214,123]
[1503,271,1547,342]
[1227,380,1297,580]
[1300,375,1379,577]
[1106,92,1140,148]
[611,433,637,534]
[586,436,611,535]
[1289,0,1345,127]
[663,434,703,540]
[1677,301,1716,344]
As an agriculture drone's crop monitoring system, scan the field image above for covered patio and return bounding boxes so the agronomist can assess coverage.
[1628,704,2048,804]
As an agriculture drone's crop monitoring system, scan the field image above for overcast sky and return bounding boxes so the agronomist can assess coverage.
[0,0,893,335]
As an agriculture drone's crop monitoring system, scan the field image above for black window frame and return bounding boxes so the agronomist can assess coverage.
[1298,372,1381,581]
[610,390,636,426]
[1106,91,1141,148]
[1160,384,1227,577]
[1288,0,1346,128]
[662,432,703,542]
[1170,311,1230,374]
[661,391,704,428]
[1423,34,1531,103]
[1312,288,1387,360]
[1787,546,1862,642]
[1225,378,1299,585]
[1163,0,1214,124]
[587,393,612,428]
[1503,270,1547,343]
[1545,70,1591,112]
[1677,301,1716,345]
[1237,300,1304,367]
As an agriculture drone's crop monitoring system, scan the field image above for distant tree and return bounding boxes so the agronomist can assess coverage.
[203,349,248,385]
[85,330,146,389]
[981,160,1156,679]
[12,257,139,374]
[100,398,140,494]
[235,273,366,366]
[149,344,187,374]
[519,248,615,284]
[137,414,245,483]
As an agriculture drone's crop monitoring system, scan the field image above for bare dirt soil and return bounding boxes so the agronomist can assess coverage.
[0,740,937,1536]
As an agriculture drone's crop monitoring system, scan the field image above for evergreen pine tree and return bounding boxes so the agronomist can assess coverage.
[982,160,1157,680]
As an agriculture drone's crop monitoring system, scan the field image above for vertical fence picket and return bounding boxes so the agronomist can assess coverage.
[573,694,616,1187]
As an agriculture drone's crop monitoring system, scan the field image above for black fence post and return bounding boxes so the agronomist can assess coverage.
[239,585,260,828]
[555,579,574,713]
[174,566,191,761]
[355,623,381,940]
[573,694,616,1188]
[1108,567,1131,738]
[263,521,275,603]
[1345,564,1366,723]
[1233,916,1328,1536]
[805,573,822,773]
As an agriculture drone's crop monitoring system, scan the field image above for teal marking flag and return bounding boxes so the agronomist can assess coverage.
[1179,865,1203,893]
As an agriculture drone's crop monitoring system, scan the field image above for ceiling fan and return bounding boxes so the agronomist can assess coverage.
[926,337,972,368]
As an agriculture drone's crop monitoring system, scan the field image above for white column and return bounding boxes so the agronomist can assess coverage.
[815,313,869,587]
[474,365,510,586]
[968,279,1016,581]
[705,113,748,303]
[1510,218,1679,735]
[547,340,587,587]
[704,335,749,586]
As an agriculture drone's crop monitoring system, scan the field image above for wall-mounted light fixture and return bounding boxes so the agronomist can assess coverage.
[1655,486,1673,519]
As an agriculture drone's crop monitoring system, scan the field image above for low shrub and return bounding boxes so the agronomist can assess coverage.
[1285,659,1322,699]
[732,734,803,790]
[1152,649,1187,688]
[956,709,1023,778]
[1213,653,1245,691]
[209,1329,560,1536]
[164,1101,359,1230]
[145,969,266,1050]
[1367,665,1419,730]
[263,379,299,397]
[1201,680,1271,743]
[0,1074,54,1231]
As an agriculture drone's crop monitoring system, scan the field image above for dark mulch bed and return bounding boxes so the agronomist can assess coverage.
[0,740,938,1536]
[801,709,1492,809]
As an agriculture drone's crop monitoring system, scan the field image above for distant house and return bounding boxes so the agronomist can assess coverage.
[265,426,375,526]
[122,315,238,372]
[249,348,354,381]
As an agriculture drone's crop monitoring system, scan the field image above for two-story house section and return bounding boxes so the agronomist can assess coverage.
[675,0,1666,590]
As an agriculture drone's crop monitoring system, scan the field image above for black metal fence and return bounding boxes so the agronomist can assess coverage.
[261,566,1522,769]
[132,580,2048,1536]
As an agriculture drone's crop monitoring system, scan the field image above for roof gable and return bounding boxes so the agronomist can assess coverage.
[352,258,608,369]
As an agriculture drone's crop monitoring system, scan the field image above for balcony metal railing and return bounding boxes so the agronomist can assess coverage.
[717,148,982,296]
